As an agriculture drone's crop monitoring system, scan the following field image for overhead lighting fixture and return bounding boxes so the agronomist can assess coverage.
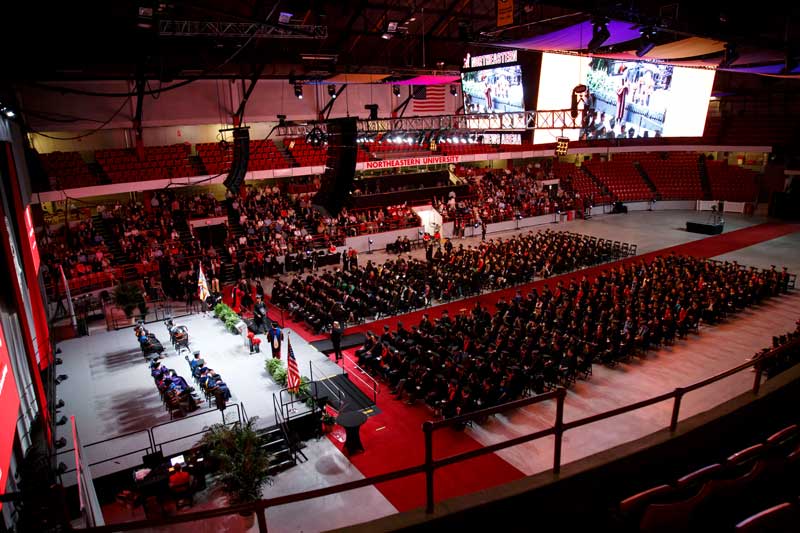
[294,83,303,99]
[587,20,611,52]
[636,27,658,58]
[279,12,293,24]
[449,85,458,96]
[392,85,401,97]
[305,126,327,147]
[328,85,337,98]
[719,43,740,68]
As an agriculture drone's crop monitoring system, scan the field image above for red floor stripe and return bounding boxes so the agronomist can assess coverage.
[301,221,800,512]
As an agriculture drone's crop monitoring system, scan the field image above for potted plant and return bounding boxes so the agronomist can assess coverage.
[113,282,142,322]
[321,413,336,433]
[201,417,270,523]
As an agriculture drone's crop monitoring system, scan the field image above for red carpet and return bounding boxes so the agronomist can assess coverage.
[326,348,526,512]
[297,221,799,512]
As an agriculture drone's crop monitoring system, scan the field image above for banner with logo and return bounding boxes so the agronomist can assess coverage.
[0,323,20,510]
[497,0,514,27]
[359,154,462,171]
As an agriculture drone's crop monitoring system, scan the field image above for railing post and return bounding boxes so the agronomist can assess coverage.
[256,504,268,533]
[670,388,683,432]
[752,360,763,395]
[423,421,435,514]
[553,387,566,475]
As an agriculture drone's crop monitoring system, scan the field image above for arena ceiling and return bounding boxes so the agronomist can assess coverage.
[2,1,799,86]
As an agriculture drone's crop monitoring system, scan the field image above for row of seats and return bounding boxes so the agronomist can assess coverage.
[585,160,654,202]
[619,423,799,532]
[707,160,759,202]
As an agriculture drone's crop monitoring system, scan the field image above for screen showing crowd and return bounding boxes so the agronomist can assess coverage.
[534,53,715,144]
[461,64,525,114]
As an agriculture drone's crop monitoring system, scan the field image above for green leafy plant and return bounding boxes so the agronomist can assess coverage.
[201,417,270,505]
[321,413,336,426]
[272,366,287,386]
[225,315,241,333]
[214,303,227,318]
[266,358,284,377]
[113,282,144,318]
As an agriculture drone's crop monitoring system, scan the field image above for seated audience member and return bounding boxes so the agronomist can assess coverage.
[188,351,205,373]
[169,463,192,490]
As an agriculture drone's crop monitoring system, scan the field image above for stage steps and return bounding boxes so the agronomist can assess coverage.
[698,155,713,200]
[633,161,660,200]
[579,165,612,198]
[256,425,298,475]
[314,373,376,415]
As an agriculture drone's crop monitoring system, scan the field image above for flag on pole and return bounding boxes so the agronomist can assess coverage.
[286,336,301,394]
[197,264,211,303]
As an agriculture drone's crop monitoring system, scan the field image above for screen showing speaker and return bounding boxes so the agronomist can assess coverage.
[461,64,524,114]
[534,53,715,144]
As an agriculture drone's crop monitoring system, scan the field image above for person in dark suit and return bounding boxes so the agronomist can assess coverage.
[331,320,344,362]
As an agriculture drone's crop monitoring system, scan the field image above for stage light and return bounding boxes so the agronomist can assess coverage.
[555,136,570,156]
[2,108,14,118]
[279,12,293,24]
[392,85,401,97]
[305,126,327,147]
[449,85,458,96]
[587,20,611,52]
[719,43,739,68]
[294,83,303,99]
[328,85,337,98]
[636,27,658,58]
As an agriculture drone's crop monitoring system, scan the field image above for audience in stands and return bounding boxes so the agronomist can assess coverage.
[435,168,577,225]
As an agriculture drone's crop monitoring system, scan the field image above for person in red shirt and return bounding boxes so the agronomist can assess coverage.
[169,464,191,490]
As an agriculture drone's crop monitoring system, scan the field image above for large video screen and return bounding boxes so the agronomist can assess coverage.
[534,53,715,144]
[461,64,524,114]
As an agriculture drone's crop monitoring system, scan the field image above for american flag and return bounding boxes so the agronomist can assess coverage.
[286,336,301,393]
[412,85,446,113]
[197,264,210,302]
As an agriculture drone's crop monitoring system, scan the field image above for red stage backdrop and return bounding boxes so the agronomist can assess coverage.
[0,322,20,510]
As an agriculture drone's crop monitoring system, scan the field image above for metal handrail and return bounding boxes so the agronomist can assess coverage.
[308,360,345,411]
[77,335,797,532]
[342,354,379,405]
[150,403,241,448]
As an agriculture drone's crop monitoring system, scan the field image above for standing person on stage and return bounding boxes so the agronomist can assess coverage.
[330,321,344,362]
[267,321,284,360]
[481,219,487,241]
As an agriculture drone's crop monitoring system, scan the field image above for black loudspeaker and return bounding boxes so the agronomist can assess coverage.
[223,127,250,194]
[312,117,357,217]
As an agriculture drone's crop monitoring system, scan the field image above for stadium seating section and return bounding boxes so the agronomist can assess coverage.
[707,160,760,202]
[39,151,99,189]
[584,158,653,202]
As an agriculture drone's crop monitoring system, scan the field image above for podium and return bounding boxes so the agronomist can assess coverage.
[686,221,724,235]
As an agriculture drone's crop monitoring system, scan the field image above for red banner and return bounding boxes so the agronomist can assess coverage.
[0,323,20,510]
[24,206,40,275]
